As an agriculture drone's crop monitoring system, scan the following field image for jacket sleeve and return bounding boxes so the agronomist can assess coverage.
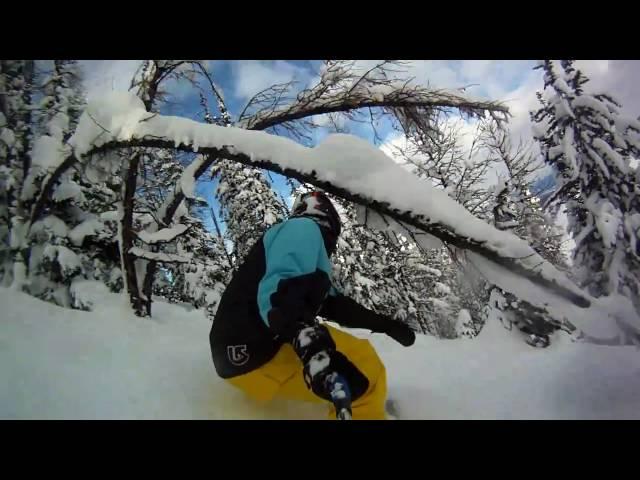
[318,292,393,333]
[257,218,331,333]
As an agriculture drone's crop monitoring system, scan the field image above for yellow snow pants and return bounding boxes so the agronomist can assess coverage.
[227,324,388,420]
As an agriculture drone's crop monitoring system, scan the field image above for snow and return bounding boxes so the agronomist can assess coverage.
[179,157,200,199]
[412,264,442,277]
[572,95,614,119]
[100,210,120,222]
[585,195,621,250]
[434,282,451,296]
[0,126,15,147]
[68,218,103,246]
[562,125,578,177]
[137,224,189,244]
[70,279,111,311]
[455,309,473,337]
[587,147,611,179]
[70,92,589,309]
[31,135,65,170]
[52,179,84,203]
[592,137,628,173]
[48,112,70,141]
[32,215,69,238]
[431,298,451,312]
[1,288,639,420]
[21,135,69,202]
[624,214,640,254]
[10,263,27,291]
[531,119,548,140]
[70,92,150,156]
[615,116,640,135]
[44,245,81,276]
[552,78,572,96]
[466,251,639,339]
[129,247,190,264]
[553,96,575,120]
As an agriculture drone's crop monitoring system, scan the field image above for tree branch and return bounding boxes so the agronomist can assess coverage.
[129,247,190,263]
[244,87,509,132]
[84,137,589,308]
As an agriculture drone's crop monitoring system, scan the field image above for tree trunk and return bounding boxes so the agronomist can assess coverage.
[120,152,145,316]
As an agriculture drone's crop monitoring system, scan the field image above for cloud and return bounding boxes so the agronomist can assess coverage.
[79,60,206,109]
[575,60,640,117]
[496,61,640,147]
[230,60,312,102]
[395,61,463,89]
[79,60,143,101]
[379,60,640,165]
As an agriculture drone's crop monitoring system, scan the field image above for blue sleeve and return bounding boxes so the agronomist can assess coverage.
[257,218,325,326]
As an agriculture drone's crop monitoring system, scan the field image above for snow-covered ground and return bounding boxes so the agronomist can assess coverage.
[1,288,639,420]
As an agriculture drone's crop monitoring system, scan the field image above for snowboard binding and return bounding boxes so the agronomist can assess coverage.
[325,372,352,420]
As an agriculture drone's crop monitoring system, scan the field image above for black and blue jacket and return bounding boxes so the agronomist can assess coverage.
[209,216,394,379]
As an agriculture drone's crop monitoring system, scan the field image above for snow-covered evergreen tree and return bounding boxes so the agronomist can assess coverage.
[531,60,640,309]
[21,61,122,308]
[0,60,35,289]
[330,200,420,329]
[212,161,287,262]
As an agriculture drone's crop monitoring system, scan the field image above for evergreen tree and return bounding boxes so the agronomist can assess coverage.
[531,60,640,309]
[0,60,35,289]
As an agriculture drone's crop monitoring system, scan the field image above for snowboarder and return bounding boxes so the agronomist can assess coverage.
[209,191,415,420]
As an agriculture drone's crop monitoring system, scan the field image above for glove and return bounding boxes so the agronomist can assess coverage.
[371,316,415,346]
[383,321,416,347]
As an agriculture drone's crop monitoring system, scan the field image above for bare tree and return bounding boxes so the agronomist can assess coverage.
[386,113,500,220]
[480,121,567,267]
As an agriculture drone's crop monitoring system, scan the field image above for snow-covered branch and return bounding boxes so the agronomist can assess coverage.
[129,247,190,263]
[136,224,190,244]
[70,92,590,309]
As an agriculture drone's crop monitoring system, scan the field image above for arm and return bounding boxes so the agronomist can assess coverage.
[319,293,416,347]
[320,293,387,331]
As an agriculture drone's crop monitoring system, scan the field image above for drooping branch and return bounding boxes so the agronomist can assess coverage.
[238,61,508,150]
[85,137,590,309]
[244,84,509,132]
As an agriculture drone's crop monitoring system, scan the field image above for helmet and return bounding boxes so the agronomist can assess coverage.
[291,191,341,238]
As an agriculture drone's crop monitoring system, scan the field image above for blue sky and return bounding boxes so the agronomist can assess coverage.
[79,60,640,234]
[144,60,538,231]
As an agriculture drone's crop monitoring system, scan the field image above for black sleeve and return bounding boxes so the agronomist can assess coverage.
[318,293,392,333]
[267,269,332,341]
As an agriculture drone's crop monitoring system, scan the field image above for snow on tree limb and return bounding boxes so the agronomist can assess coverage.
[69,91,590,309]
[129,247,190,263]
[136,224,190,244]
